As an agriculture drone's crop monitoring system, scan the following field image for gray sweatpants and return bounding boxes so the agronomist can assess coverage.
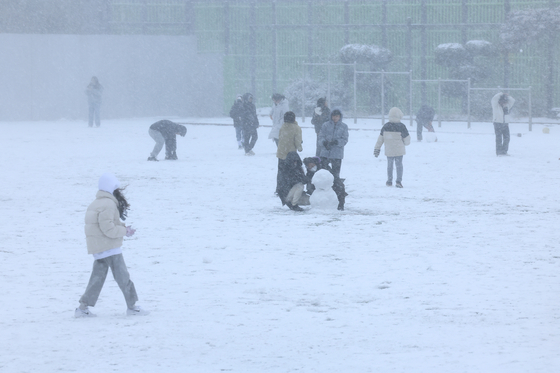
[79,254,138,309]
[149,128,165,158]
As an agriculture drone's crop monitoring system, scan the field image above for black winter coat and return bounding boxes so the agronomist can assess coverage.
[311,105,331,134]
[241,93,259,129]
[276,151,307,204]
[150,120,181,153]
[416,105,435,125]
[229,100,244,128]
[303,156,348,204]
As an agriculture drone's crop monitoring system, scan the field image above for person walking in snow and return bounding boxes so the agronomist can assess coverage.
[269,93,290,147]
[229,95,245,149]
[85,76,104,127]
[75,173,149,318]
[374,107,411,188]
[303,156,348,211]
[491,92,515,156]
[317,109,349,179]
[311,97,331,156]
[415,104,436,142]
[241,93,260,156]
[147,119,187,161]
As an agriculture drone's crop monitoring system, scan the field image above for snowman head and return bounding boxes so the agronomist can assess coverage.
[312,169,334,190]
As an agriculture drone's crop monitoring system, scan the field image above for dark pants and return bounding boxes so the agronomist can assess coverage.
[243,126,258,153]
[323,158,342,178]
[493,122,510,155]
[88,103,101,127]
[416,120,434,141]
[234,126,243,143]
[387,156,403,183]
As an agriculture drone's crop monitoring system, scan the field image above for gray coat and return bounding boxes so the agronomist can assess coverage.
[86,84,104,106]
[268,98,289,140]
[318,116,349,160]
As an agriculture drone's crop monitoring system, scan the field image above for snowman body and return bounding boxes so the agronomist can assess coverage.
[309,169,338,209]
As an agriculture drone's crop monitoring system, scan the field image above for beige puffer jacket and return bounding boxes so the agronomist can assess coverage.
[84,191,126,254]
[276,121,303,160]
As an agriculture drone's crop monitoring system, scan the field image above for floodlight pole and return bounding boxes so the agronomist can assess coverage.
[409,71,413,127]
[438,78,442,127]
[302,62,306,123]
[467,78,471,129]
[529,86,532,131]
[354,62,357,124]
[381,70,385,125]
[327,61,331,107]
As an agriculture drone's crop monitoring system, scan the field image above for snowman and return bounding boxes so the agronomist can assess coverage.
[309,169,339,209]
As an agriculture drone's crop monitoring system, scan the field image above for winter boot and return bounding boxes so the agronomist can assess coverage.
[386,181,392,187]
[147,156,158,161]
[395,181,403,188]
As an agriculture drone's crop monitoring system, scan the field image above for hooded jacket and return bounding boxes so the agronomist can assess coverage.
[84,173,126,255]
[276,121,303,160]
[229,97,244,128]
[491,92,515,124]
[269,98,290,139]
[374,107,411,157]
[317,110,349,159]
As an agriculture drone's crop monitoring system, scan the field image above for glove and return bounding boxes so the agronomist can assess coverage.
[330,139,338,146]
[374,148,380,158]
[323,140,331,150]
[126,226,136,237]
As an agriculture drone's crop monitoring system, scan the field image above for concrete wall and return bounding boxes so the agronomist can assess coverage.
[0,34,223,121]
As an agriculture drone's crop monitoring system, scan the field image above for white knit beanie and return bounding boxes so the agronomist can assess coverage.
[98,173,120,193]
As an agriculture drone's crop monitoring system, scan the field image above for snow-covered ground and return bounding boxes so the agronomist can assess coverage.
[1,115,558,372]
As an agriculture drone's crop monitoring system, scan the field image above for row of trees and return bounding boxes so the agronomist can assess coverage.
[284,6,559,118]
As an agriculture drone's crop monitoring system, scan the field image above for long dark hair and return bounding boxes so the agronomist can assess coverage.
[113,187,130,220]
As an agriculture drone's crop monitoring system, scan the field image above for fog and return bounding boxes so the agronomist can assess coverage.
[0,34,223,121]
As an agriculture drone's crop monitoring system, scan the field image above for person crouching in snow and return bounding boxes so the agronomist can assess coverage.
[374,107,411,188]
[276,151,309,211]
[76,173,149,317]
[303,156,348,211]
[147,120,187,161]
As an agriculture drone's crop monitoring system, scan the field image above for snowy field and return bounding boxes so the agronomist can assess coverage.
[0,115,559,372]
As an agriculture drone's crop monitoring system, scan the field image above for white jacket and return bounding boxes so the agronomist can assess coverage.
[491,92,515,123]
[84,191,126,255]
[269,99,290,140]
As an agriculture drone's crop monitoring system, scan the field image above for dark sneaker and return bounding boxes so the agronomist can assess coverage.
[386,181,392,187]
[396,182,403,188]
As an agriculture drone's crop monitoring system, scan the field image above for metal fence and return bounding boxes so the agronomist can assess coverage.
[3,0,555,117]
[193,0,558,116]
